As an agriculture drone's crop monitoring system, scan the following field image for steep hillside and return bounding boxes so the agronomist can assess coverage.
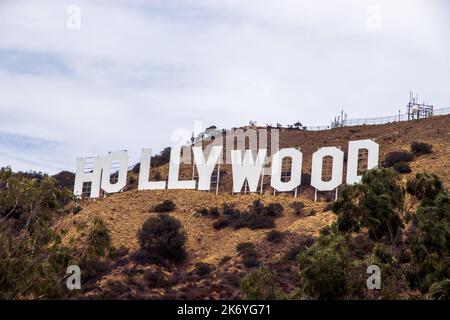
[62,115,450,299]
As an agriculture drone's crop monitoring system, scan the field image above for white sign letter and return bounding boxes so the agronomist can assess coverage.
[231,149,266,193]
[74,157,103,198]
[270,148,302,192]
[193,146,223,191]
[101,150,129,194]
[168,146,196,189]
[346,139,379,184]
[311,147,344,191]
[138,148,166,190]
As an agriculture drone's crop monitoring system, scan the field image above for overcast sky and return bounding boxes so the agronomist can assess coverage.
[0,0,449,174]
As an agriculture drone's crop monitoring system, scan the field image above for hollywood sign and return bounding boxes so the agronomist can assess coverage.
[74,139,379,199]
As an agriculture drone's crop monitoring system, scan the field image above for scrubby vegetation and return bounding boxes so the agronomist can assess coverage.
[237,242,259,268]
[265,230,285,243]
[212,200,283,230]
[238,168,450,300]
[382,151,414,174]
[392,161,412,173]
[137,213,186,263]
[194,262,214,276]
[240,268,285,300]
[153,200,176,213]
[0,167,116,299]
[294,168,450,299]
[297,231,365,299]
[197,207,220,217]
[333,168,404,243]
[383,151,414,168]
[411,141,433,156]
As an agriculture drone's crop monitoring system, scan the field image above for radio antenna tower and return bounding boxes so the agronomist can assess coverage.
[407,91,433,120]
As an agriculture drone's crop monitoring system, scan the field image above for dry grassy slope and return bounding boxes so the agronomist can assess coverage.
[66,190,332,265]
[65,115,449,270]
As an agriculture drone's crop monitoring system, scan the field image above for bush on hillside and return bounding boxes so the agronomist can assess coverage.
[382,151,414,168]
[333,168,404,243]
[197,207,220,217]
[194,262,214,276]
[154,200,176,213]
[388,172,450,296]
[240,267,285,300]
[213,217,230,230]
[411,142,433,156]
[296,232,364,299]
[0,167,116,299]
[392,161,412,174]
[212,201,283,231]
[236,242,259,268]
[79,217,116,282]
[138,213,186,263]
[406,173,444,205]
[265,230,285,243]
[283,236,316,261]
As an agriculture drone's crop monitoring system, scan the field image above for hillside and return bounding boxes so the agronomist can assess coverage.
[58,114,450,299]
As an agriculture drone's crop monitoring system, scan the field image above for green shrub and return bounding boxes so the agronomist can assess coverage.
[197,207,220,217]
[237,242,259,268]
[266,203,284,217]
[0,167,77,299]
[85,217,114,258]
[382,151,414,168]
[265,230,285,243]
[236,242,255,253]
[212,201,282,230]
[297,232,363,299]
[392,161,411,174]
[406,173,444,205]
[154,200,176,213]
[213,217,230,230]
[411,142,433,156]
[138,213,186,263]
[194,262,213,276]
[240,267,285,300]
[283,236,315,261]
[79,218,115,282]
[222,204,239,216]
[333,168,404,243]
[405,174,450,294]
[234,212,275,230]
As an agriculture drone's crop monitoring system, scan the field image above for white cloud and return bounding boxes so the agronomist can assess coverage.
[0,0,449,173]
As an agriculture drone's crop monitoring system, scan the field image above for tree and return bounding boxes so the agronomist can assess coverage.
[333,168,405,243]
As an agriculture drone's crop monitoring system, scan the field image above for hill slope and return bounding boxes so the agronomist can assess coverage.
[64,114,450,299]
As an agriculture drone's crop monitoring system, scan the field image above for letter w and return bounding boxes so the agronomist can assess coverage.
[231,149,266,193]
